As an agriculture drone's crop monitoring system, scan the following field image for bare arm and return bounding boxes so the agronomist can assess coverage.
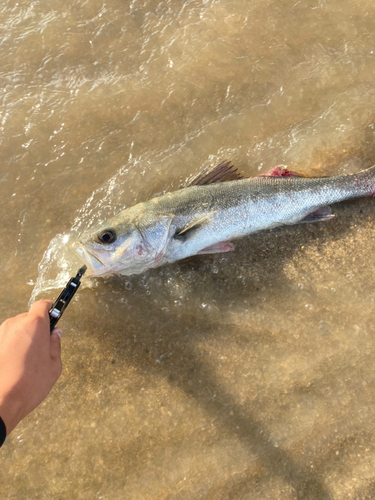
[0,300,62,438]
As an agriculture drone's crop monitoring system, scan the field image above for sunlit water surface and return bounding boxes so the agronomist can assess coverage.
[2,1,375,499]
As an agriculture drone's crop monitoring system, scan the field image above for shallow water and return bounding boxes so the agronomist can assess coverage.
[2,0,375,498]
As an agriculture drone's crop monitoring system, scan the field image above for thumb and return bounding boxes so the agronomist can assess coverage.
[50,328,62,361]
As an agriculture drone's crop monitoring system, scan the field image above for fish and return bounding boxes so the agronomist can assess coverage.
[72,161,375,276]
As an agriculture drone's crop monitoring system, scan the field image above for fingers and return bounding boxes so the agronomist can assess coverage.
[28,300,53,319]
[50,330,62,380]
[50,329,62,374]
[52,328,62,339]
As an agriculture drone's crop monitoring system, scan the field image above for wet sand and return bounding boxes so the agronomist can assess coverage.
[2,1,375,498]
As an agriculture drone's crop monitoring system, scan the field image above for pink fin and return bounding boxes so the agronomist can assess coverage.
[258,165,303,178]
[197,241,235,255]
[182,161,244,188]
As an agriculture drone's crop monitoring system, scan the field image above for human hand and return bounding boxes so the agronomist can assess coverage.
[0,300,62,436]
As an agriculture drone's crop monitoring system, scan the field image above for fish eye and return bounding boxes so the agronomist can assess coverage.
[97,228,117,245]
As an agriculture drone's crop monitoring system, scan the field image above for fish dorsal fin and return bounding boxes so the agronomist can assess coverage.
[181,161,244,188]
[257,165,304,178]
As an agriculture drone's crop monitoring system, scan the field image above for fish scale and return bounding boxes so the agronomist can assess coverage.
[73,162,375,276]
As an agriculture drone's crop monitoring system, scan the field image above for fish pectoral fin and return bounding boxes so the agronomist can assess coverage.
[173,214,215,241]
[181,160,245,188]
[197,241,235,255]
[298,206,335,224]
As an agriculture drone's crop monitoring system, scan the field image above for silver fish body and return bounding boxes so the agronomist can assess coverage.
[73,164,375,276]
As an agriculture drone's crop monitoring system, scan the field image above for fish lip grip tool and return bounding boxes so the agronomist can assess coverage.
[49,265,87,333]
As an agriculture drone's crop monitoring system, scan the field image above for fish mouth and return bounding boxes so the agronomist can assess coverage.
[71,242,107,275]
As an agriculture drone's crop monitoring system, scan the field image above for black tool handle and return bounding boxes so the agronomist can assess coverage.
[49,265,87,333]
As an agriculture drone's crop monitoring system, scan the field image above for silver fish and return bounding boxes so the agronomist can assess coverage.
[72,161,375,276]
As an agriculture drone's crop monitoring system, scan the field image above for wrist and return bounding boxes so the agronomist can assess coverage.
[0,394,23,436]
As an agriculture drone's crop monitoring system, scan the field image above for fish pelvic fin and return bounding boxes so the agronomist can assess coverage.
[197,241,235,255]
[181,160,244,188]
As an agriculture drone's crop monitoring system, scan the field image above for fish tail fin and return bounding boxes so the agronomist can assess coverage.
[353,164,375,196]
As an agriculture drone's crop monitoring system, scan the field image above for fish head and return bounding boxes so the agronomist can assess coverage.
[72,207,175,276]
